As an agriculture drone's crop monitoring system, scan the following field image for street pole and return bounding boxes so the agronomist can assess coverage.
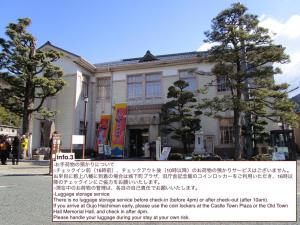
[83,96,88,159]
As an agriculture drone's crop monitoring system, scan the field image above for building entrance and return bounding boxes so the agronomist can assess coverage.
[129,129,149,157]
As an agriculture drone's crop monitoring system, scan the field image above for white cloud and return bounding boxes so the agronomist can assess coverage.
[197,42,217,51]
[260,14,300,96]
[260,15,300,39]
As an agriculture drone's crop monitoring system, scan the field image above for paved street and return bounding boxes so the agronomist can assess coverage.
[0,160,299,225]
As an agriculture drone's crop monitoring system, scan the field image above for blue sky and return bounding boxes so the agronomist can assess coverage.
[1,0,300,94]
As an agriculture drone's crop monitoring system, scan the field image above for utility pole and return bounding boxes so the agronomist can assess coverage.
[83,96,89,159]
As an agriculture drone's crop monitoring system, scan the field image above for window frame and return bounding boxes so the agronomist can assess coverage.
[219,118,234,145]
[81,81,89,99]
[127,72,162,100]
[178,68,197,92]
[97,77,111,100]
[145,73,162,99]
[217,76,230,92]
[127,74,144,100]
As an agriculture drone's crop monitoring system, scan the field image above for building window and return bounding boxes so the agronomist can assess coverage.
[79,121,88,135]
[127,75,143,99]
[127,73,162,100]
[217,76,230,92]
[146,73,161,98]
[82,81,89,98]
[220,118,234,144]
[97,78,110,100]
[179,69,197,91]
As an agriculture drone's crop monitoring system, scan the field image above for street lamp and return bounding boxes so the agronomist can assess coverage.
[83,96,88,159]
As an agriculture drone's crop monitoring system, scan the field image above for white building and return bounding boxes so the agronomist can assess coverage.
[32,42,279,158]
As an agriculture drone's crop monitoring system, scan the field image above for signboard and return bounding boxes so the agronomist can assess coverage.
[111,103,127,157]
[159,147,171,160]
[97,115,111,145]
[72,135,84,144]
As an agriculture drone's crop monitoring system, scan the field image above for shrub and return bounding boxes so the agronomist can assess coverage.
[251,154,272,161]
[168,153,183,160]
[192,154,222,161]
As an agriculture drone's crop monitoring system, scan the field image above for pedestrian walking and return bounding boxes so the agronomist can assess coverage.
[12,136,20,165]
[0,135,8,165]
[5,135,12,163]
[21,135,29,159]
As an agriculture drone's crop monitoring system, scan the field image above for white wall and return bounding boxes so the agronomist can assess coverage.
[54,74,77,149]
[32,55,95,150]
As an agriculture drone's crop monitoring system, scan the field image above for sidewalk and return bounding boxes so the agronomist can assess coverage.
[0,159,50,176]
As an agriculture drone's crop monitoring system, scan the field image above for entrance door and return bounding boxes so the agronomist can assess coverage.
[129,129,149,157]
[204,136,214,153]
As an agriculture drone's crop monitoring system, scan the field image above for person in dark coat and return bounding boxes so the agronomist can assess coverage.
[0,135,7,165]
[5,135,12,161]
[12,136,20,165]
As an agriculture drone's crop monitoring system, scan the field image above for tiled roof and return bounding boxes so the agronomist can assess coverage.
[93,51,208,68]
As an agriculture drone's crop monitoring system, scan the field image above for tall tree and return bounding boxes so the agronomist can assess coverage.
[242,116,269,156]
[161,80,202,155]
[198,3,297,160]
[0,18,66,134]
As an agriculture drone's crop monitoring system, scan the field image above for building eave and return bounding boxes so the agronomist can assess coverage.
[95,56,209,73]
[39,41,96,73]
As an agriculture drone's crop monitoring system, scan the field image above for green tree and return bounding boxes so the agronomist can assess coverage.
[199,3,297,160]
[242,116,269,156]
[0,106,21,127]
[161,80,202,155]
[0,18,66,134]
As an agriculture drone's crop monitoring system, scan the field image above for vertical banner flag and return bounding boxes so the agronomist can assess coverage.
[97,115,111,145]
[111,103,127,157]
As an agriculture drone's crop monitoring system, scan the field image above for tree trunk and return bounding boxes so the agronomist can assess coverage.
[183,134,187,155]
[244,113,253,159]
[233,109,241,160]
[22,107,29,135]
[40,120,54,147]
[240,37,254,160]
[183,142,187,155]
[22,109,33,135]
[22,79,34,135]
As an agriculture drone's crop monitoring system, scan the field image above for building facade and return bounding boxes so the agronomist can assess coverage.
[32,42,279,158]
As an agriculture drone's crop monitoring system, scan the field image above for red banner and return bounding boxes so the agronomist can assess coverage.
[97,115,111,145]
[111,103,127,146]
